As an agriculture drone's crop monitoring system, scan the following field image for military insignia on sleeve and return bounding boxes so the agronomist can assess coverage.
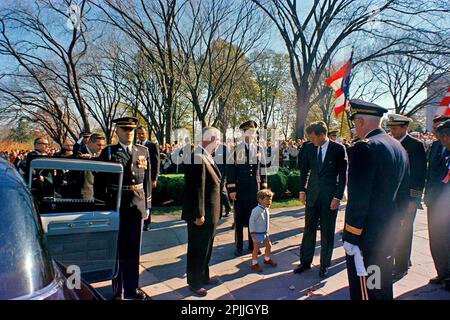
[138,155,148,169]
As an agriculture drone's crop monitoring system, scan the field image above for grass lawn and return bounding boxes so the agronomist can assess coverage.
[152,197,303,216]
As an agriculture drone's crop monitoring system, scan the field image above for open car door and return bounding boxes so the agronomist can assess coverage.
[29,158,123,283]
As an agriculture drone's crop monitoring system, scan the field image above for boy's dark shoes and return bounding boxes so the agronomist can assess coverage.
[263,259,277,267]
[251,263,263,273]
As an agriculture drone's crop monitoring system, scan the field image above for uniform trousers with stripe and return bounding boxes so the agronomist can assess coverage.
[346,249,394,300]
[112,206,143,296]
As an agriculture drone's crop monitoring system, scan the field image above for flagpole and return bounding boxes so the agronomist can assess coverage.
[339,97,347,137]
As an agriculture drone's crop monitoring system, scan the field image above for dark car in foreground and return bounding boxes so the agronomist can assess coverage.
[0,158,123,300]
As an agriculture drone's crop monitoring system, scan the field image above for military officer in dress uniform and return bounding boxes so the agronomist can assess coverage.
[424,114,450,286]
[227,120,268,256]
[343,100,409,300]
[96,117,152,300]
[387,114,427,279]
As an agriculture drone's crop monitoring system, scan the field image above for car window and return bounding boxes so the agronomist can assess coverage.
[30,169,121,214]
[0,170,56,299]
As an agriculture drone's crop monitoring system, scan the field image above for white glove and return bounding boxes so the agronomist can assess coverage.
[143,209,150,220]
[343,241,368,276]
[343,241,355,255]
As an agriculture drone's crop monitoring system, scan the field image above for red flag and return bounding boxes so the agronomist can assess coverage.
[435,86,450,117]
[326,57,352,117]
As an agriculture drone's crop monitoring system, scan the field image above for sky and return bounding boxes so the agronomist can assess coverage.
[0,0,441,130]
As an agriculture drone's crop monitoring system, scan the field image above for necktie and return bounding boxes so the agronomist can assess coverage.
[318,146,323,169]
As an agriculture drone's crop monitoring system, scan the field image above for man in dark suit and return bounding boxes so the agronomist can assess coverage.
[182,126,222,296]
[387,114,427,279]
[227,120,268,256]
[20,137,51,198]
[136,126,160,231]
[96,117,152,300]
[293,121,347,278]
[343,100,409,300]
[434,119,450,291]
[424,114,450,286]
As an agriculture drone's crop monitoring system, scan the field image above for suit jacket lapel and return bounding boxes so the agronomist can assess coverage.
[320,141,334,174]
[203,153,222,181]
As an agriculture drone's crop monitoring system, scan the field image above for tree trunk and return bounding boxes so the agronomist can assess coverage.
[295,91,309,139]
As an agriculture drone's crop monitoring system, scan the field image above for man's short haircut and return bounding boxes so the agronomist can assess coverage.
[89,133,106,143]
[306,121,328,136]
[137,125,146,131]
[202,126,220,140]
[257,189,274,201]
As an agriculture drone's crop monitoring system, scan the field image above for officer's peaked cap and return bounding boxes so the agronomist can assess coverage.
[432,114,450,123]
[348,99,388,120]
[112,116,138,128]
[386,114,412,126]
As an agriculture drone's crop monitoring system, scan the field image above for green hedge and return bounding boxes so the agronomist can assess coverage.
[287,170,301,197]
[152,170,300,205]
[267,170,288,199]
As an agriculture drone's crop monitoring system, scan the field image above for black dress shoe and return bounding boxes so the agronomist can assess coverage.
[189,286,207,296]
[429,276,445,285]
[143,225,151,231]
[293,264,311,274]
[124,289,151,300]
[234,249,243,257]
[319,267,329,278]
[204,277,220,285]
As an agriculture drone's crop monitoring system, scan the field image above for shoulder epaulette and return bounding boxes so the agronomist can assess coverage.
[356,139,369,144]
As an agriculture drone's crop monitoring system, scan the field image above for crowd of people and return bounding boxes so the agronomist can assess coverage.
[0,130,438,175]
[0,104,449,301]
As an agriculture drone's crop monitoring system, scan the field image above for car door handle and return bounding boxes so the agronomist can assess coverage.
[67,221,95,228]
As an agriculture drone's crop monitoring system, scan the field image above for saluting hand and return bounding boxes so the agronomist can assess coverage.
[194,216,205,226]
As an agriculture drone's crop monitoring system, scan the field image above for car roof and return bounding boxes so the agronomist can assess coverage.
[29,158,123,173]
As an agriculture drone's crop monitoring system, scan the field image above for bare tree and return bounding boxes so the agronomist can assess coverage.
[171,0,267,128]
[358,53,449,116]
[0,0,93,140]
[251,0,450,138]
[93,0,181,144]
[250,50,290,128]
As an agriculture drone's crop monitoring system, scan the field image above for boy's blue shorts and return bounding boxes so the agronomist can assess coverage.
[254,232,270,244]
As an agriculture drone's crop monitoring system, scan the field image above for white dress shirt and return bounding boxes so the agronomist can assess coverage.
[317,138,330,163]
[398,134,408,143]
[119,142,133,154]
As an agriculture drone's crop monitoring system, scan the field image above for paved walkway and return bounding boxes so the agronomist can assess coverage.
[93,205,450,300]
